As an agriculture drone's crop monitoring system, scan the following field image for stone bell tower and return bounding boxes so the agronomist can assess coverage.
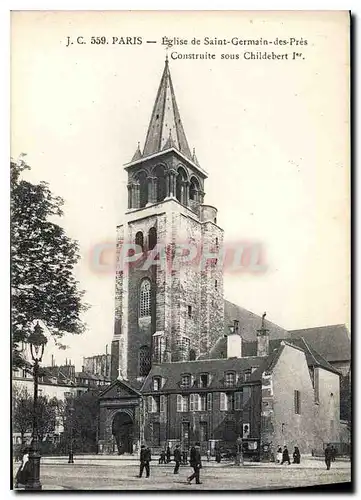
[111,58,225,383]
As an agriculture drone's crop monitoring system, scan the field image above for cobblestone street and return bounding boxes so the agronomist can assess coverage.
[13,457,351,491]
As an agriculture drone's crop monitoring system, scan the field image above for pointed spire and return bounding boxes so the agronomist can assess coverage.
[131,142,142,162]
[192,147,200,166]
[142,60,192,160]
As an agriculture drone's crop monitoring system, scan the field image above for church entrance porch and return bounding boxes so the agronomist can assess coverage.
[98,379,142,455]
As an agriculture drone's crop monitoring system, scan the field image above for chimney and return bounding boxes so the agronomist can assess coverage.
[257,312,270,357]
[227,320,242,358]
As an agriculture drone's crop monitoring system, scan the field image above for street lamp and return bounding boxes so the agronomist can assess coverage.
[235,435,244,466]
[68,403,75,464]
[25,322,48,490]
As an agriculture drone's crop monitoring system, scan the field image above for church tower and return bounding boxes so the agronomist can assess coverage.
[111,59,225,382]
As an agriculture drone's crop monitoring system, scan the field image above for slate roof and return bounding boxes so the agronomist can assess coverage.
[141,59,192,161]
[289,325,350,362]
[141,352,282,393]
[223,300,289,341]
[242,338,340,375]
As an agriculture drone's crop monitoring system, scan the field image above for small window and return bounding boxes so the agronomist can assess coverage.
[148,227,157,251]
[189,349,196,361]
[220,392,227,411]
[181,374,191,388]
[188,305,192,318]
[234,391,242,410]
[135,231,144,252]
[215,280,218,289]
[153,377,161,391]
[148,395,160,413]
[160,395,166,412]
[225,372,235,387]
[215,237,218,246]
[207,393,212,411]
[294,390,301,414]
[199,394,207,411]
[214,218,217,224]
[200,374,209,388]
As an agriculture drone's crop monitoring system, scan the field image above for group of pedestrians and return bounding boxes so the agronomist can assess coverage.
[275,445,301,465]
[138,442,203,484]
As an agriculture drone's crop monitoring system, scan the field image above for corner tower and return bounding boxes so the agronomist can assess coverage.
[111,59,225,383]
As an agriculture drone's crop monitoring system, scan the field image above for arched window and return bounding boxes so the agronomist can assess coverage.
[189,349,197,361]
[148,227,157,251]
[189,176,200,201]
[135,231,144,252]
[155,165,167,202]
[139,279,151,317]
[136,171,148,208]
[176,167,187,204]
[139,345,151,377]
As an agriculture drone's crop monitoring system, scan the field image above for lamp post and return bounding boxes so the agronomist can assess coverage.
[68,403,75,464]
[25,322,48,490]
[235,435,243,466]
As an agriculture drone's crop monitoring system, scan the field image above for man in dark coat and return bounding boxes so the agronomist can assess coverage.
[187,442,202,485]
[281,446,290,465]
[138,445,151,478]
[159,450,166,464]
[166,445,171,463]
[293,446,301,464]
[325,443,332,470]
[331,445,337,462]
[173,444,181,474]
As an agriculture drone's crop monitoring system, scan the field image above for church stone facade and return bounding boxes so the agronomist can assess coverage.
[97,60,342,458]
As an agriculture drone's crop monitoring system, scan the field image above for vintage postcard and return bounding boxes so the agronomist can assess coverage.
[11,10,351,491]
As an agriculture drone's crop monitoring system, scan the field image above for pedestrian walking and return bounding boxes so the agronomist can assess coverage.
[159,450,166,464]
[293,446,301,464]
[187,442,202,485]
[206,449,211,462]
[276,446,282,463]
[281,445,290,465]
[325,443,332,470]
[166,445,171,463]
[331,445,337,462]
[15,447,30,488]
[215,448,221,463]
[173,444,181,474]
[138,444,151,478]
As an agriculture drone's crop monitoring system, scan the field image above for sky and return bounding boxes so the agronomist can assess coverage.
[11,11,350,369]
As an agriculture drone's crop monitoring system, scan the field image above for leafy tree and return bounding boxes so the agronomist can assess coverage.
[11,155,87,368]
[37,396,58,441]
[13,386,33,444]
[64,391,100,453]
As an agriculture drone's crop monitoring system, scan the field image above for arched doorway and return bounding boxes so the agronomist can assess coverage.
[112,411,134,455]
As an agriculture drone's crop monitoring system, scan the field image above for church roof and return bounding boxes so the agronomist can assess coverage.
[242,338,340,375]
[289,324,350,363]
[224,300,289,341]
[142,58,192,161]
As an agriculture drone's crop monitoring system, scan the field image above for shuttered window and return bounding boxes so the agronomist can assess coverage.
[207,393,212,411]
[220,392,227,411]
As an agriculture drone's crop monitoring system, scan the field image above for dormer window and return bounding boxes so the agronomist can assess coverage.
[153,377,161,391]
[244,369,251,382]
[181,374,191,388]
[225,371,235,387]
[200,373,209,388]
